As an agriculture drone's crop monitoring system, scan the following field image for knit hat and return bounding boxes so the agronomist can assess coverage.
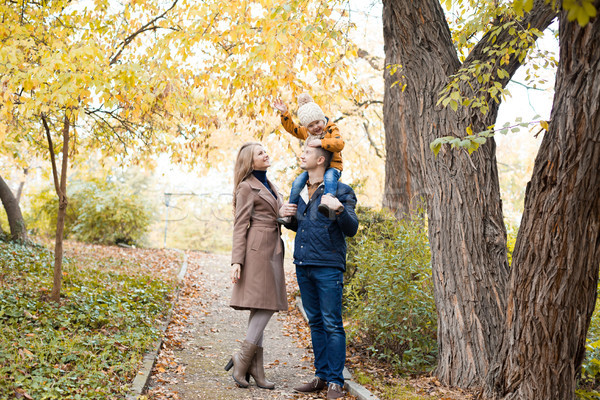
[297,93,326,127]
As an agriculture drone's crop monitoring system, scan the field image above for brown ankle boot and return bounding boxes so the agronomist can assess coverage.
[224,340,257,388]
[248,346,274,389]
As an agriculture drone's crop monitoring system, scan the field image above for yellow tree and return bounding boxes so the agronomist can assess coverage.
[0,0,362,302]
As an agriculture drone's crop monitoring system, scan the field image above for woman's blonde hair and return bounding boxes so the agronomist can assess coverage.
[233,142,262,212]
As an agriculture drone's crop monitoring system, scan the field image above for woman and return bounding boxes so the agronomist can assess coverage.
[224,142,287,389]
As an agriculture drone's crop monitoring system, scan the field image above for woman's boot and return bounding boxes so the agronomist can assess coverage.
[248,346,275,389]
[224,340,258,388]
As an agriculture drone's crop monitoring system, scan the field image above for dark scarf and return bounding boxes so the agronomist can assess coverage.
[252,170,276,198]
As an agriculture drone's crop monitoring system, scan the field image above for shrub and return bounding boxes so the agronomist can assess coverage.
[26,177,154,245]
[578,276,600,399]
[506,222,518,267]
[344,206,437,374]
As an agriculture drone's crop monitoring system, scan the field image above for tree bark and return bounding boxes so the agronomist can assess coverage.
[15,167,28,203]
[382,0,556,388]
[0,174,28,242]
[43,114,70,303]
[485,4,600,399]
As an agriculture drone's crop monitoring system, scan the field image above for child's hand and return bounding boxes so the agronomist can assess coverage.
[320,194,344,213]
[273,98,288,113]
[307,138,322,148]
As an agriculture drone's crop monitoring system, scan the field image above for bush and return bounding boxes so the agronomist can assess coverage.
[506,222,518,267]
[26,177,154,245]
[344,206,437,374]
[578,276,600,399]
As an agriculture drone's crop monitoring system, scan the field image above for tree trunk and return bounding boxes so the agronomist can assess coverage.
[485,5,600,399]
[382,0,556,388]
[0,174,28,242]
[15,167,28,204]
[44,114,70,303]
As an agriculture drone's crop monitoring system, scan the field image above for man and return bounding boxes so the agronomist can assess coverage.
[279,143,359,399]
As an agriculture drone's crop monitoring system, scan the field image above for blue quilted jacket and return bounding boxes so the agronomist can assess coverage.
[285,183,359,271]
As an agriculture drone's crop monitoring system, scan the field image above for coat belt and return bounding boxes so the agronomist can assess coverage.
[250,221,279,229]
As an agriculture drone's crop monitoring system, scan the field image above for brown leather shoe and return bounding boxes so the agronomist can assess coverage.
[293,376,327,392]
[326,382,345,399]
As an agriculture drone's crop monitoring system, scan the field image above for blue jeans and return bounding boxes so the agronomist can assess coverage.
[296,265,345,386]
[289,168,342,205]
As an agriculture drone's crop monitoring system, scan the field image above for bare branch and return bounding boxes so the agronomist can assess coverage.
[109,0,179,65]
[58,113,70,201]
[357,48,384,70]
[41,114,61,197]
[354,99,383,107]
[363,122,384,159]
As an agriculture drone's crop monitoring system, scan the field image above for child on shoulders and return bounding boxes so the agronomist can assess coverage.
[273,93,344,221]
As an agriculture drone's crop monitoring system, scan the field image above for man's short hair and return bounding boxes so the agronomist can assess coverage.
[314,146,333,169]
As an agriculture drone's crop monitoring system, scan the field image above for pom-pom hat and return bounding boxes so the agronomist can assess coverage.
[297,93,326,127]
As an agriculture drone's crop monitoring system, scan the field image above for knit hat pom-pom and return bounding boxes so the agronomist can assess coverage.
[297,93,314,107]
[297,93,326,127]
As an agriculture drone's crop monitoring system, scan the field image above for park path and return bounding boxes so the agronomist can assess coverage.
[145,252,335,400]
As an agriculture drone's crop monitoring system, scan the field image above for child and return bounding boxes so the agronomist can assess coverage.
[273,93,344,221]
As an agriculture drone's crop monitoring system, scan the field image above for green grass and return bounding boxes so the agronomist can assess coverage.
[0,241,175,399]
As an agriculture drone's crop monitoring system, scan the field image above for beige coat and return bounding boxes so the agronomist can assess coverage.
[230,175,287,311]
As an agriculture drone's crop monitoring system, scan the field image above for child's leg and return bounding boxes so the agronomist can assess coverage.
[322,168,342,197]
[288,171,309,205]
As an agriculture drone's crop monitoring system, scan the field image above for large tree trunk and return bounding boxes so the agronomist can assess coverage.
[485,5,600,399]
[43,114,70,303]
[382,0,508,387]
[0,174,28,242]
[382,0,556,388]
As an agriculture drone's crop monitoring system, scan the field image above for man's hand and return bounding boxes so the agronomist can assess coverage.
[320,194,343,212]
[307,137,322,148]
[273,98,288,113]
[231,263,241,283]
[279,202,297,218]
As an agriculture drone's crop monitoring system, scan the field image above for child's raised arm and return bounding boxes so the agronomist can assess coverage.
[274,98,308,140]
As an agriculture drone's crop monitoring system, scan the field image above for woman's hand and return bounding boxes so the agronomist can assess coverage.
[273,98,288,113]
[231,263,241,283]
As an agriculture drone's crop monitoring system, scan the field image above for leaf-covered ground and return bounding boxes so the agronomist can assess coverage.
[144,251,474,400]
[0,240,474,399]
[143,253,339,400]
[0,240,181,399]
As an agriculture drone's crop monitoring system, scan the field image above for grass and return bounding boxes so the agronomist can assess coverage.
[0,240,176,399]
[348,364,472,400]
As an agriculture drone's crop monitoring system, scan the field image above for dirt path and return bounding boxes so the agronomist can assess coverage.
[146,252,321,400]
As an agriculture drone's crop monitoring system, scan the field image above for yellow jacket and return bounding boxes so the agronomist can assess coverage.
[280,110,344,171]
